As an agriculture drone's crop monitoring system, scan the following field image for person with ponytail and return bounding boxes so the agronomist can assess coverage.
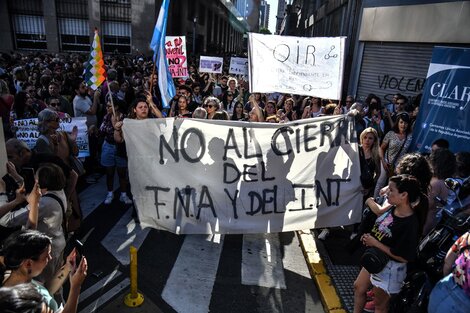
[0,230,87,313]
[354,174,426,313]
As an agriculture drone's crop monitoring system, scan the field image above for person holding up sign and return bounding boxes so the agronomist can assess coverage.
[98,97,132,205]
[114,91,163,143]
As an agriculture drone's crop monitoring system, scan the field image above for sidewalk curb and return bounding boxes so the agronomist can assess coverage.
[297,230,346,313]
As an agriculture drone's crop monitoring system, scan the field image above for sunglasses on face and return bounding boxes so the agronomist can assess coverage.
[49,102,59,106]
[227,94,234,97]
[204,104,215,109]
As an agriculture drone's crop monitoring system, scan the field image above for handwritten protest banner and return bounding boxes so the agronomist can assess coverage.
[14,117,89,157]
[199,56,224,74]
[165,36,187,78]
[229,57,248,76]
[123,115,362,234]
[248,33,346,100]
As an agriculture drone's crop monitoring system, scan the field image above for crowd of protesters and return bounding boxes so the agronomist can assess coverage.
[1,50,470,313]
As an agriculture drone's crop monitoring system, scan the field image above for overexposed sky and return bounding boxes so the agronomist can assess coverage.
[267,0,278,34]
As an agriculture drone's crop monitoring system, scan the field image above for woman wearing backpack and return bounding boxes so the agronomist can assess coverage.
[428,231,470,313]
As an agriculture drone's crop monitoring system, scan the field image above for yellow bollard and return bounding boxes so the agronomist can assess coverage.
[124,246,144,307]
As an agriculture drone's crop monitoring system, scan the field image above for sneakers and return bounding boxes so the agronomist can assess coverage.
[104,193,114,205]
[364,300,375,312]
[119,193,133,205]
[318,228,330,240]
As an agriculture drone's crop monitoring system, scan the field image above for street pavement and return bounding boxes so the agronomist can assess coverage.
[69,174,326,313]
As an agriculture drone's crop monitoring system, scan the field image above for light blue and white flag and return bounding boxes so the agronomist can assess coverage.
[150,0,175,109]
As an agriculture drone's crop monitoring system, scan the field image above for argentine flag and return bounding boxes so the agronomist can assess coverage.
[150,0,176,109]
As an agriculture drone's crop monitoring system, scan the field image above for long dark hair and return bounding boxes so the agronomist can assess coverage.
[0,284,45,313]
[389,174,427,235]
[0,230,52,279]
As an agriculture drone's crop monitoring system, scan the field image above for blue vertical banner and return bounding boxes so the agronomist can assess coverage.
[411,47,470,153]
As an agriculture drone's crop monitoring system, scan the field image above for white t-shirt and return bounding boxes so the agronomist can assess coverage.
[73,95,97,127]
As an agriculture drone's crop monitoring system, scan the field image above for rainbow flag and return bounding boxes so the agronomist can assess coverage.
[83,28,106,90]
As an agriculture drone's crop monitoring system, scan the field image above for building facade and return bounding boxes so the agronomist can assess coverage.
[275,0,286,34]
[0,0,249,56]
[259,1,270,29]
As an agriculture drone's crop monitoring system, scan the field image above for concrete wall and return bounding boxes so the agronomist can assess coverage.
[0,0,14,52]
[43,0,60,53]
[131,0,156,54]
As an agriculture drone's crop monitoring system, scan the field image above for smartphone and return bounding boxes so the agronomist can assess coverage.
[22,167,35,194]
[74,239,84,265]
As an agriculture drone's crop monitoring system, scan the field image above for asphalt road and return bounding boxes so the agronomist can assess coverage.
[69,175,325,313]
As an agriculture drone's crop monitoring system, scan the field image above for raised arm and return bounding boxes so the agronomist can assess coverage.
[26,182,41,229]
[146,90,163,118]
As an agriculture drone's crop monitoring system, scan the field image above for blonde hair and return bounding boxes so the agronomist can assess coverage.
[227,77,237,88]
[360,127,381,177]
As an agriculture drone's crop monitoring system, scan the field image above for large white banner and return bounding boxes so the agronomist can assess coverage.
[199,56,224,74]
[14,117,90,157]
[248,33,346,100]
[229,57,249,76]
[123,116,362,234]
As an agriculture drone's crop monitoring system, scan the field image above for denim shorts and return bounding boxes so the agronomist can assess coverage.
[101,141,127,168]
[428,273,470,313]
[370,260,406,295]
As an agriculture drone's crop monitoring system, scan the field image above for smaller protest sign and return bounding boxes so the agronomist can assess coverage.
[248,34,345,100]
[166,36,188,78]
[229,57,248,76]
[14,117,90,157]
[199,56,224,74]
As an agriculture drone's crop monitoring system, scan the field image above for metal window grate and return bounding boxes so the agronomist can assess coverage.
[100,0,131,22]
[56,0,88,19]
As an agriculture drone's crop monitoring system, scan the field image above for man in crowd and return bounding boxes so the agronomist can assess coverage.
[48,81,73,116]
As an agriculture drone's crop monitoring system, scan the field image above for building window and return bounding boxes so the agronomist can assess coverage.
[58,18,89,52]
[12,14,47,50]
[102,21,131,54]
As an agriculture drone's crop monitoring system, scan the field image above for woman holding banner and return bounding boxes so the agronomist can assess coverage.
[113,92,162,144]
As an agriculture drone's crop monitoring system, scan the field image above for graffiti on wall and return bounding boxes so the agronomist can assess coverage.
[377,74,426,103]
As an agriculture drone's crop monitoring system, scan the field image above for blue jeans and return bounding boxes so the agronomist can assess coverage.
[101,141,127,168]
[428,273,470,313]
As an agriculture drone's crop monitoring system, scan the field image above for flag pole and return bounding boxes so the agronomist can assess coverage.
[106,78,116,117]
[149,60,156,98]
